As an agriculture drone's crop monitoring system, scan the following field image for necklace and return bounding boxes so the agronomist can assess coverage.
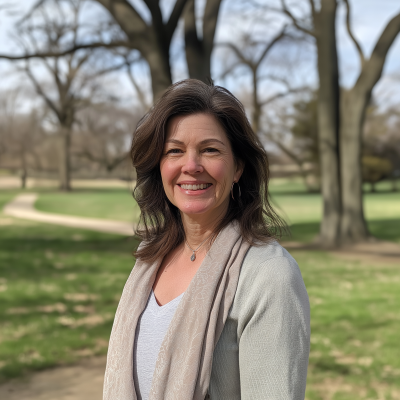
[185,234,213,262]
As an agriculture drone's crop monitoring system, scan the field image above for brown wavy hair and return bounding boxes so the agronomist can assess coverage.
[131,79,286,262]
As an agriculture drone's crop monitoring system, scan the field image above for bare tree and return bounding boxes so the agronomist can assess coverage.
[73,103,140,173]
[277,0,341,247]
[218,26,309,132]
[339,1,400,240]
[14,0,126,190]
[0,0,224,101]
[0,90,44,188]
[276,0,400,245]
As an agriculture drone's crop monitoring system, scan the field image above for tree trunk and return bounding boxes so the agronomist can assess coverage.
[340,89,369,240]
[144,45,172,101]
[58,126,71,191]
[20,151,27,189]
[251,69,261,134]
[184,0,222,82]
[315,0,342,247]
[20,170,27,189]
[338,12,400,242]
[392,178,398,192]
[184,0,207,81]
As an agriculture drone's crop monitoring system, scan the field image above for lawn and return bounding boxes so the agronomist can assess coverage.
[296,250,400,399]
[0,215,139,381]
[34,178,400,243]
[35,188,140,223]
[1,181,400,398]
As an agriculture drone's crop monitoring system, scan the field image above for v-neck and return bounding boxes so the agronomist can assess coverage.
[151,289,185,309]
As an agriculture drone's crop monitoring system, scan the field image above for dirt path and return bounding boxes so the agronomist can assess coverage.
[0,357,106,400]
[3,193,134,236]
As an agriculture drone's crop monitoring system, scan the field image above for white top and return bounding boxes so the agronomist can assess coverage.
[133,289,185,400]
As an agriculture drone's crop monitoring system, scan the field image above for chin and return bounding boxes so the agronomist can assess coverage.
[177,202,214,216]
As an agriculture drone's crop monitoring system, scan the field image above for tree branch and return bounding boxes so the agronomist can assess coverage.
[125,59,150,110]
[308,0,316,19]
[256,26,287,68]
[94,0,148,47]
[0,40,130,60]
[260,86,309,106]
[343,0,365,66]
[280,0,316,37]
[356,12,400,95]
[202,0,223,60]
[166,0,189,44]
[217,42,249,65]
[75,148,128,172]
[24,65,61,120]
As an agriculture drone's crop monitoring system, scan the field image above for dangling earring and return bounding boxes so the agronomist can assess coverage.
[231,181,241,200]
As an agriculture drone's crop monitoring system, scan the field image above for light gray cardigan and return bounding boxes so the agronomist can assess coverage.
[208,241,310,399]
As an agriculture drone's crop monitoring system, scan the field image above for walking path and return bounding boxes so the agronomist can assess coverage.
[0,356,106,400]
[3,193,135,236]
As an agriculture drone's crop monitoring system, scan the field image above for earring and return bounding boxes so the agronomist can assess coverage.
[231,181,241,200]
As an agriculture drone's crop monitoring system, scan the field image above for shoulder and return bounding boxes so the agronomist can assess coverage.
[239,240,304,288]
[231,241,309,326]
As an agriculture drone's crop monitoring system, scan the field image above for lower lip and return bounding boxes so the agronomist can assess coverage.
[177,185,213,194]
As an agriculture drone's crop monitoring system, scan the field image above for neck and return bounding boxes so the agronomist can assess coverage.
[181,202,228,247]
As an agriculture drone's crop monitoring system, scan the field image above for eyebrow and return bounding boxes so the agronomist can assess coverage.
[165,138,226,146]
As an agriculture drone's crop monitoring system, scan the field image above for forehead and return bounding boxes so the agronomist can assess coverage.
[165,113,228,142]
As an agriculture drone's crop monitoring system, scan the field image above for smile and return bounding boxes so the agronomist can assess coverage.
[179,183,212,191]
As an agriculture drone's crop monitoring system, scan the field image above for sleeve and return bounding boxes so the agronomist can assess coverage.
[237,255,310,400]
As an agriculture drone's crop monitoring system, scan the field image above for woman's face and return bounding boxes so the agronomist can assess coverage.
[160,113,243,221]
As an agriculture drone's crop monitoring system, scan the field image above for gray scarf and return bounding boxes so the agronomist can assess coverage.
[103,221,250,400]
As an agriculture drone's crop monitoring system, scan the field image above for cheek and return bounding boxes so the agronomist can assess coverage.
[208,158,234,186]
[160,160,178,186]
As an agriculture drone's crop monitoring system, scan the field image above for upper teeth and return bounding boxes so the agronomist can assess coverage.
[180,183,211,190]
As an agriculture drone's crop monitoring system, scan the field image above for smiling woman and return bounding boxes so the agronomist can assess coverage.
[103,80,310,400]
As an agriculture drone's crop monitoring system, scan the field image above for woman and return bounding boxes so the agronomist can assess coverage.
[104,79,310,400]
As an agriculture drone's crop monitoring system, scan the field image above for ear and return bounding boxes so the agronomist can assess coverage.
[234,159,244,182]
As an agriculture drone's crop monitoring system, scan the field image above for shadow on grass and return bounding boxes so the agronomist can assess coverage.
[283,218,400,244]
[0,224,140,281]
[0,223,140,380]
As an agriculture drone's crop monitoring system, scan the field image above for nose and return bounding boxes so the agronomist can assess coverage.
[182,151,203,174]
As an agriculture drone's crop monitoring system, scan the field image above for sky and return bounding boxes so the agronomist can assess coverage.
[0,0,399,110]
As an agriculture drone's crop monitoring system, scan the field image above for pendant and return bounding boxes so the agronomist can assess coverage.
[191,252,196,262]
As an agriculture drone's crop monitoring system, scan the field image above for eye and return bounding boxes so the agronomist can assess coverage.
[165,148,182,154]
[203,147,219,153]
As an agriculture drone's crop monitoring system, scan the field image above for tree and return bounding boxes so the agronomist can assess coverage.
[14,0,126,190]
[0,0,224,101]
[362,156,392,192]
[277,0,341,246]
[278,0,400,245]
[0,90,44,188]
[363,104,400,192]
[73,103,140,173]
[339,0,400,240]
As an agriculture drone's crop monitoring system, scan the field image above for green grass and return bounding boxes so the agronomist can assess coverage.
[35,188,140,222]
[0,220,139,381]
[0,191,21,210]
[1,180,399,398]
[268,178,400,243]
[296,250,400,399]
[32,179,400,244]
